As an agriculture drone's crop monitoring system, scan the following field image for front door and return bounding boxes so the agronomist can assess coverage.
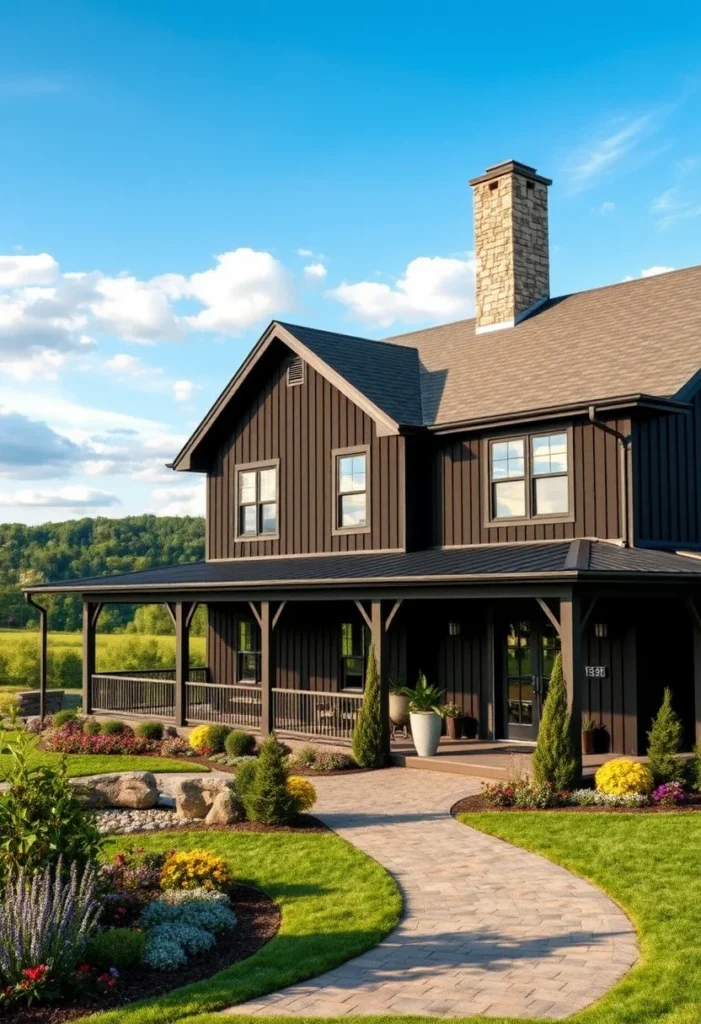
[505,620,560,741]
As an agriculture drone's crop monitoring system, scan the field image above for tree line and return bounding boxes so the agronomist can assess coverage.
[0,515,205,632]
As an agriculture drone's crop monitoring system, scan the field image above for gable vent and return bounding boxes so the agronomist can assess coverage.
[287,358,305,387]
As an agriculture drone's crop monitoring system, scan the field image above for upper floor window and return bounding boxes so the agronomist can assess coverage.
[488,430,571,523]
[237,619,260,683]
[333,446,370,533]
[237,461,278,538]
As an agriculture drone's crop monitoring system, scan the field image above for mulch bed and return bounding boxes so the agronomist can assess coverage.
[7,883,281,1024]
[452,793,701,815]
[143,813,329,834]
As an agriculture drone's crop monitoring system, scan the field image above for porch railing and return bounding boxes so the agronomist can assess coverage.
[91,673,177,719]
[185,682,262,728]
[272,688,363,740]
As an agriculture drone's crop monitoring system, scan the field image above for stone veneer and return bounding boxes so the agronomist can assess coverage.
[470,160,551,332]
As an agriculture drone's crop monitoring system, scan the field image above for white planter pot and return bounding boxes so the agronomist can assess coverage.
[410,711,442,757]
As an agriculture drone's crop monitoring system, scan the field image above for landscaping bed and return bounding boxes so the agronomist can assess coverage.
[7,882,280,1024]
[452,791,701,814]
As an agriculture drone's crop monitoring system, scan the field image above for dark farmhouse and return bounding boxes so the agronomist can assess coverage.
[25,160,701,756]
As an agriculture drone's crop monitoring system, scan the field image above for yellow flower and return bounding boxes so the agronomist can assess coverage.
[160,849,232,891]
[595,759,653,796]
[287,775,317,812]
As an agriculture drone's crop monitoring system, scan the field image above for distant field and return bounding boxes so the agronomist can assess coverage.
[0,630,206,689]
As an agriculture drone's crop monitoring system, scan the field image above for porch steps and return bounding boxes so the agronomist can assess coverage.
[389,752,510,780]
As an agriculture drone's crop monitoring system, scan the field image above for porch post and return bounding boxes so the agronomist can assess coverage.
[260,600,274,736]
[82,600,96,716]
[687,598,701,745]
[371,600,390,756]
[174,602,191,728]
[559,590,582,729]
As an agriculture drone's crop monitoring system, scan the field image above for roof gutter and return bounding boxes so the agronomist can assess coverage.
[588,406,631,547]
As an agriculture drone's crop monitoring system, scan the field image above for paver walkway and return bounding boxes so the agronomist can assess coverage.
[225,768,637,1019]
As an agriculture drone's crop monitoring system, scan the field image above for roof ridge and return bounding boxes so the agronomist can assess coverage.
[278,321,420,354]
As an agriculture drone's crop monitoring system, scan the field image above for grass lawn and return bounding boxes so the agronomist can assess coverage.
[0,731,206,777]
[81,829,401,1024]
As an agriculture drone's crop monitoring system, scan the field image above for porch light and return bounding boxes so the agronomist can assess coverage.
[448,622,461,636]
[594,622,608,639]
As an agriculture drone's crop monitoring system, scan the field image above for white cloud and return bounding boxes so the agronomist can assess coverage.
[304,263,327,280]
[0,411,82,478]
[0,485,120,508]
[564,113,655,191]
[91,275,183,343]
[105,353,157,376]
[150,483,205,517]
[296,248,314,257]
[0,350,66,381]
[173,379,196,402]
[328,255,475,328]
[593,201,616,215]
[641,265,675,277]
[0,253,58,288]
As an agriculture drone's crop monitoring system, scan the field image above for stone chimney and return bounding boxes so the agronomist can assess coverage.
[469,160,552,333]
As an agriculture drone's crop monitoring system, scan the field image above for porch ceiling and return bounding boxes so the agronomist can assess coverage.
[22,540,701,597]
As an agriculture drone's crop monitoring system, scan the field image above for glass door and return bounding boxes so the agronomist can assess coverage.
[505,620,561,741]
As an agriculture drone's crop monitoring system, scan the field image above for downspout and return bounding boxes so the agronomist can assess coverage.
[24,594,48,723]
[588,406,632,547]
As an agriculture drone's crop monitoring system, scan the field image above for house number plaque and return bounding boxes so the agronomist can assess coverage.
[584,665,609,678]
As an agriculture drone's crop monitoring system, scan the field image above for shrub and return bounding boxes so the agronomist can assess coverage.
[287,775,317,812]
[482,777,556,809]
[595,758,654,795]
[0,860,101,1002]
[141,889,236,932]
[651,781,687,805]
[234,756,258,799]
[0,691,20,718]
[101,719,133,737]
[189,723,230,755]
[162,736,194,757]
[142,935,187,971]
[0,731,102,879]
[135,720,164,740]
[352,643,384,769]
[52,708,79,729]
[531,653,580,791]
[225,729,257,757]
[85,927,146,970]
[239,733,297,824]
[44,728,158,756]
[148,921,215,956]
[291,743,319,768]
[100,846,172,926]
[83,719,102,736]
[569,789,649,807]
[647,687,686,785]
[160,849,232,891]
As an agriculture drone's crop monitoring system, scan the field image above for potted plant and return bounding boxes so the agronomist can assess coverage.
[443,702,464,740]
[400,673,445,757]
[388,678,410,738]
[582,717,596,755]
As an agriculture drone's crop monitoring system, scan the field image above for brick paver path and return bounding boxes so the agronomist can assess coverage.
[224,768,637,1019]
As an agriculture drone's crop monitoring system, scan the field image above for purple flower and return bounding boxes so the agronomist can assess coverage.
[109,967,120,978]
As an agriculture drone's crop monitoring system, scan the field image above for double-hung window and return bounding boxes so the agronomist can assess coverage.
[340,622,366,690]
[237,462,278,538]
[237,620,260,683]
[333,447,369,532]
[488,430,571,523]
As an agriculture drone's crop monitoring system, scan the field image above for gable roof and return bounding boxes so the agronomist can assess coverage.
[386,264,701,427]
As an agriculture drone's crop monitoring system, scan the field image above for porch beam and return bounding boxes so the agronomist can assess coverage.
[370,600,390,757]
[536,598,561,635]
[25,595,48,722]
[248,601,263,629]
[384,599,403,633]
[260,601,274,735]
[271,600,287,631]
[91,602,104,630]
[165,602,177,626]
[174,601,192,728]
[354,599,373,631]
[82,600,97,716]
[185,602,200,630]
[580,596,599,635]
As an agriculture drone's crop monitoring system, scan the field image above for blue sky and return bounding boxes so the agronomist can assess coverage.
[1,0,700,524]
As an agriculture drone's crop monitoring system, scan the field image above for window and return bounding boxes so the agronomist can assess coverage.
[340,622,366,690]
[488,430,571,523]
[333,448,369,532]
[237,620,260,682]
[237,462,278,538]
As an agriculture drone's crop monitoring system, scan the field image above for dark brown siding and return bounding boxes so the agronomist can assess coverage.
[633,391,701,546]
[580,601,638,755]
[433,416,629,545]
[207,354,406,558]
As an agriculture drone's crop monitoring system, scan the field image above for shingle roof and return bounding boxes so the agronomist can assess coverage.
[279,322,424,427]
[23,542,701,594]
[386,265,701,425]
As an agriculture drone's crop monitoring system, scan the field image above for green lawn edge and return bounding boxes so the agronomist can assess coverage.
[0,733,207,777]
[79,828,402,1024]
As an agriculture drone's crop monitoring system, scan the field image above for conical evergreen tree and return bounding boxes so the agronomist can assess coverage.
[531,652,580,791]
[242,733,296,824]
[646,687,686,785]
[352,643,385,768]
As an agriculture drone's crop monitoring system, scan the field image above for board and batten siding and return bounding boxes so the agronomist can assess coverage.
[433,416,629,546]
[206,355,406,559]
[633,392,701,546]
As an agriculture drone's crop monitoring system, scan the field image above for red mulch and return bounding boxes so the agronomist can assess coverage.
[452,793,701,815]
[6,883,281,1024]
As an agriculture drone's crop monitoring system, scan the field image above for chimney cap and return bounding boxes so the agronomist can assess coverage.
[469,160,552,188]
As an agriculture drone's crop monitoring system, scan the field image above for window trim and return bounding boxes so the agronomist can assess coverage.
[236,617,261,685]
[482,426,574,528]
[331,445,371,536]
[339,620,367,692]
[234,458,280,543]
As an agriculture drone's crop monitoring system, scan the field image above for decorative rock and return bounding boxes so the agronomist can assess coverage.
[95,807,187,835]
[171,776,233,820]
[74,771,159,810]
[205,789,242,825]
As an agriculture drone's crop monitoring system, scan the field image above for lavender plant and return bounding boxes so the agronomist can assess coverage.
[0,859,102,995]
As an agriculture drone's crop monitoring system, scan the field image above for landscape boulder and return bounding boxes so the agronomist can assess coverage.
[73,771,159,810]
[205,789,243,825]
[171,776,234,820]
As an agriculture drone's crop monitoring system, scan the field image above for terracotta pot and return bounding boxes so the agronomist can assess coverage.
[582,730,595,755]
[409,712,442,757]
[445,716,464,740]
[389,692,410,729]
